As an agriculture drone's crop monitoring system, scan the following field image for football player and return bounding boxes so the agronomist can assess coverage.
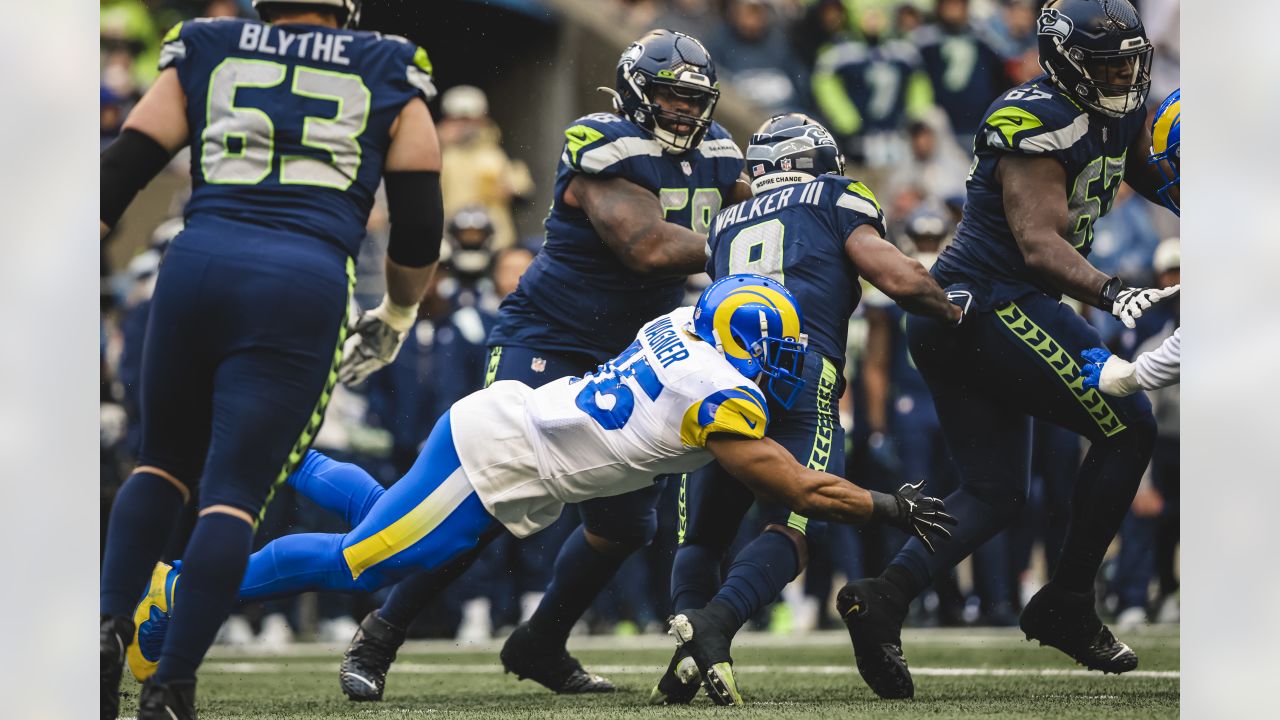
[97,2,443,718]
[1081,88,1181,396]
[838,0,1180,700]
[127,277,956,692]
[339,29,752,700]
[651,114,964,705]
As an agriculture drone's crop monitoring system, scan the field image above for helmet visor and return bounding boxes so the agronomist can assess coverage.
[648,82,718,137]
[1077,43,1153,115]
[752,336,808,409]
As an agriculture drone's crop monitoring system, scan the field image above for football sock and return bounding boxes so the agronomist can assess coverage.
[711,530,799,629]
[888,486,1019,598]
[527,526,628,645]
[378,535,497,629]
[287,450,385,527]
[670,543,723,612]
[237,533,347,601]
[100,470,186,618]
[153,512,253,683]
[1053,424,1155,593]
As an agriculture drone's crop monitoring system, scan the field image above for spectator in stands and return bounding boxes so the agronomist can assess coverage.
[707,0,808,114]
[986,0,1040,83]
[884,110,970,205]
[811,6,928,167]
[912,0,1012,145]
[655,0,715,39]
[894,2,926,37]
[790,0,852,71]
[438,85,535,249]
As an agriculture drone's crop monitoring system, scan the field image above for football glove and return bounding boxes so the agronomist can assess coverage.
[870,481,957,554]
[1079,347,1140,397]
[1109,284,1179,329]
[337,297,419,387]
[945,287,974,326]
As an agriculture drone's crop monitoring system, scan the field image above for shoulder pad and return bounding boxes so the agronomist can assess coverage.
[979,83,1089,154]
[679,385,770,447]
[562,114,660,174]
[698,123,741,160]
[829,176,883,215]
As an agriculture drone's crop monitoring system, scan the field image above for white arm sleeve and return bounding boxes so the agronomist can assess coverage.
[1133,327,1181,391]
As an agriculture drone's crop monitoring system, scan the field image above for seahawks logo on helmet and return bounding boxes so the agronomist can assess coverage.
[1037,7,1074,41]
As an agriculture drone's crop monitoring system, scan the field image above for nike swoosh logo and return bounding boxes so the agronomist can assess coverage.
[1009,117,1024,125]
[738,412,758,430]
[344,672,379,690]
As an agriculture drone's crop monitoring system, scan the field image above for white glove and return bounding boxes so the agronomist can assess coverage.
[337,297,419,387]
[1111,284,1179,329]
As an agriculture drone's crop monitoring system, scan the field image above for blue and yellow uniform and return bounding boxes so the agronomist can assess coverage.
[676,173,885,585]
[894,76,1157,589]
[140,17,435,515]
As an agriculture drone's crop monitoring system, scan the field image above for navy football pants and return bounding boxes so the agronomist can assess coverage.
[894,292,1157,592]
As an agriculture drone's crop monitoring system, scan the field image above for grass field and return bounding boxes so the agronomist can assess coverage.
[117,626,1179,719]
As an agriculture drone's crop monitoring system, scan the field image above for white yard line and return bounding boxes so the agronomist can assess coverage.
[200,661,1178,679]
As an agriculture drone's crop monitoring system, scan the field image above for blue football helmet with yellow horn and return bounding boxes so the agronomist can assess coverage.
[691,274,809,409]
[1149,88,1180,215]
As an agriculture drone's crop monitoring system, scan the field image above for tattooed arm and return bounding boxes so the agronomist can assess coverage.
[564,174,709,275]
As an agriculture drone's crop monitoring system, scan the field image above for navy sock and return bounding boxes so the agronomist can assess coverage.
[670,543,723,613]
[711,531,800,629]
[379,530,499,629]
[154,512,253,683]
[100,471,186,618]
[889,486,1019,598]
[527,526,628,644]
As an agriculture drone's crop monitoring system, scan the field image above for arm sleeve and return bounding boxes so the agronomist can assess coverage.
[1134,327,1181,391]
[679,386,770,448]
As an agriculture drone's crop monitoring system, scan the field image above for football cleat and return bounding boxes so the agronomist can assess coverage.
[667,606,742,706]
[101,614,134,720]
[128,562,181,682]
[500,622,616,694]
[837,578,914,699]
[340,610,407,701]
[1020,583,1138,674]
[137,678,196,720]
[648,645,701,705]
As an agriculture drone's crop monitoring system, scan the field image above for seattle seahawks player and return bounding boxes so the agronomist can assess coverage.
[838,0,1180,700]
[652,114,963,706]
[127,277,955,687]
[97,2,442,718]
[338,29,752,700]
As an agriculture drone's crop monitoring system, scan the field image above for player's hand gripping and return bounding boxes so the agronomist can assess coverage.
[870,481,957,554]
[337,298,419,387]
[1079,347,1140,397]
[1109,284,1179,329]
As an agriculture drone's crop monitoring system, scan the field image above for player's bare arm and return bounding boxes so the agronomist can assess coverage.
[565,174,709,275]
[100,68,189,239]
[1000,154,1114,307]
[844,224,960,323]
[706,433,955,551]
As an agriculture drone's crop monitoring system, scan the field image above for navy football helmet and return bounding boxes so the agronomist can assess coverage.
[1037,0,1152,118]
[254,0,361,28]
[745,113,845,194]
[609,29,720,154]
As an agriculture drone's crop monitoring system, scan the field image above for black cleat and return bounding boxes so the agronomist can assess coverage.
[667,603,742,706]
[101,615,133,720]
[837,578,914,699]
[137,678,196,720]
[1020,583,1138,674]
[648,645,701,705]
[340,610,406,702]
[500,622,615,694]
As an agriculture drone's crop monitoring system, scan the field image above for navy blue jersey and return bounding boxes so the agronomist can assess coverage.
[488,112,743,359]
[912,25,1009,137]
[706,174,886,370]
[814,39,921,134]
[935,76,1145,309]
[159,18,435,257]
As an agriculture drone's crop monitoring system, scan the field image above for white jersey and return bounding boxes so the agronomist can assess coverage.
[450,307,771,537]
[1134,326,1180,391]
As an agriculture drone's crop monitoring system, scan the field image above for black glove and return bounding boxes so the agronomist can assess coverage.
[870,480,958,554]
[945,287,974,326]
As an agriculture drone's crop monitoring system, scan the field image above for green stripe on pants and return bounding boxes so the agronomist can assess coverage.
[995,301,1127,438]
[484,346,503,388]
[257,256,357,525]
[788,356,841,534]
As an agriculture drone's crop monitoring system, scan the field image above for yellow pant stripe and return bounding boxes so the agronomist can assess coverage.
[341,467,474,580]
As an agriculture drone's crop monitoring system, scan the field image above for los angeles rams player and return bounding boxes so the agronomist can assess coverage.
[339,29,752,699]
[127,277,956,692]
[1082,88,1181,396]
[97,2,443,717]
[839,0,1181,700]
[650,114,963,706]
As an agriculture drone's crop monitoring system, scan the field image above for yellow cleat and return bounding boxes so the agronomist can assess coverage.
[126,562,180,682]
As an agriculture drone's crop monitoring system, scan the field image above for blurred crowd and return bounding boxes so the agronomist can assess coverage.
[100,0,1180,645]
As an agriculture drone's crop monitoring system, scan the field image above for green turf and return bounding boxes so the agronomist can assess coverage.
[118,627,1179,719]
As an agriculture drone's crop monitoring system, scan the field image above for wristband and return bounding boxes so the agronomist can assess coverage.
[1098,276,1123,309]
[370,296,419,333]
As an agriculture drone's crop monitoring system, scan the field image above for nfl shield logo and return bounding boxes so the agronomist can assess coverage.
[780,158,792,171]
[531,357,546,373]
[681,160,693,176]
